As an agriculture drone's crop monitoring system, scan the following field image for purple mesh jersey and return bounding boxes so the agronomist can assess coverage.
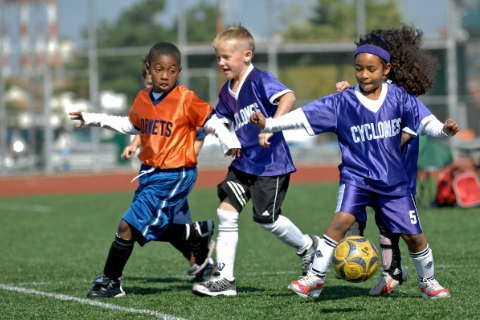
[402,137,420,195]
[402,102,432,195]
[215,65,296,176]
[301,82,429,196]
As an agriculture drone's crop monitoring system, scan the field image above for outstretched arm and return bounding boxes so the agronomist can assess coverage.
[204,114,242,157]
[250,108,308,133]
[258,92,296,148]
[69,112,140,135]
[418,115,459,137]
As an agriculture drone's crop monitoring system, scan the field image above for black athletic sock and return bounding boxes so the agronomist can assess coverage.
[103,234,135,280]
[156,224,196,242]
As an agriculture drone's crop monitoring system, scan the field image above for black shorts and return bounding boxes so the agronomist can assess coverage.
[217,166,290,223]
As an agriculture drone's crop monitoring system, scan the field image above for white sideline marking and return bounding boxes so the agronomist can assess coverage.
[16,280,90,286]
[0,284,190,320]
[0,203,51,213]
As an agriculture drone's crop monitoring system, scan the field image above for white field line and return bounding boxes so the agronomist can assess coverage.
[0,284,189,320]
[0,203,52,213]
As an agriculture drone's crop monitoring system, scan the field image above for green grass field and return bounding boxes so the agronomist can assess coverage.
[1,183,479,319]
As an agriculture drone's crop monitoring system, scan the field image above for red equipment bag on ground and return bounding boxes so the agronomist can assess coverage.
[433,168,460,207]
[452,171,480,208]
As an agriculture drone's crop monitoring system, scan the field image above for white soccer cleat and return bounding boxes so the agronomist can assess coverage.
[288,273,325,299]
[419,279,450,299]
[369,265,409,296]
[297,235,321,276]
[192,271,237,297]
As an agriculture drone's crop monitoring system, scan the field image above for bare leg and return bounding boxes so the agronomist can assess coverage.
[400,232,427,253]
[325,211,357,242]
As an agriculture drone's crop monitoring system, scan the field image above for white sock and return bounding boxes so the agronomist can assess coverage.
[410,244,434,282]
[310,235,337,277]
[216,209,239,281]
[256,215,310,251]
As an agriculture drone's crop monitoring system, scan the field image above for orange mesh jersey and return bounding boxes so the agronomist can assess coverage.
[128,85,213,169]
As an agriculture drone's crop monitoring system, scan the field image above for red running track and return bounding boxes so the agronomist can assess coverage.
[0,164,341,197]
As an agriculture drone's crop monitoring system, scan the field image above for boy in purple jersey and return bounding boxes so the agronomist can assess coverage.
[251,25,459,300]
[192,25,319,297]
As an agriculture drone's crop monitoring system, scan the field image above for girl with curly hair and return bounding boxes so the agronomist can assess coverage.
[250,25,459,300]
[334,25,449,297]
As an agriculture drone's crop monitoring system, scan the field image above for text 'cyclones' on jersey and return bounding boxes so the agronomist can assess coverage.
[351,118,402,143]
[234,103,260,131]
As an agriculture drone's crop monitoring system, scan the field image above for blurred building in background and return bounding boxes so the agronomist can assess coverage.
[0,0,479,175]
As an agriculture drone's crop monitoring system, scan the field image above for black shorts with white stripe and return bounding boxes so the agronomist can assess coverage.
[217,166,290,223]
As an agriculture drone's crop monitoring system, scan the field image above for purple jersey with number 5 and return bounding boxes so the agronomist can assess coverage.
[215,65,296,176]
[301,82,430,196]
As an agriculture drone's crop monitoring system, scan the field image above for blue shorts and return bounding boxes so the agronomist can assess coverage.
[122,164,197,246]
[335,184,423,235]
[171,197,193,225]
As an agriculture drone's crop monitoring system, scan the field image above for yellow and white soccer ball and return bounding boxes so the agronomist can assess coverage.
[331,236,379,283]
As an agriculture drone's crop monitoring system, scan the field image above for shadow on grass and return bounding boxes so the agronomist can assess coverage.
[125,284,203,296]
[320,307,365,314]
[123,276,188,283]
[268,284,416,301]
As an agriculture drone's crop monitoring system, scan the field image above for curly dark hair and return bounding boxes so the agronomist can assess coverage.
[355,25,439,96]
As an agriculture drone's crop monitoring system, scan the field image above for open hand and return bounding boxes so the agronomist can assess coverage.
[225,148,242,158]
[69,112,86,128]
[336,81,351,92]
[259,132,273,148]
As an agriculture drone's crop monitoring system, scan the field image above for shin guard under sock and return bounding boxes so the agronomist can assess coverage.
[103,233,135,280]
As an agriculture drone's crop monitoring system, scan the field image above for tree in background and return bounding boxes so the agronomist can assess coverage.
[282,0,402,42]
[278,0,402,102]
[64,0,216,106]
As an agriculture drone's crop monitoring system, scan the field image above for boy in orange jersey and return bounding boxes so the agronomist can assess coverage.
[70,42,240,298]
[120,52,215,283]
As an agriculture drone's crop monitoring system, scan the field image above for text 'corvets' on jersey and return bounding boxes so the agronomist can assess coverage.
[215,64,296,177]
[351,118,402,143]
[140,118,173,137]
[129,84,212,169]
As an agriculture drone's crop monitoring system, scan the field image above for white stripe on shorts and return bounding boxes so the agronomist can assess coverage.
[335,184,345,213]
[227,181,246,207]
[143,168,187,237]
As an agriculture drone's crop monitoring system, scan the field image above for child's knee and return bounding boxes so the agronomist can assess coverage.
[333,211,356,232]
[219,197,236,212]
[117,219,133,240]
[401,233,427,252]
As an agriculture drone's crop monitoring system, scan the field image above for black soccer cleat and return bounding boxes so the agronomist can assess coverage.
[190,257,216,282]
[87,275,125,298]
[189,220,215,276]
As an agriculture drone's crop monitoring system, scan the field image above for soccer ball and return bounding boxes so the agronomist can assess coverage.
[331,236,379,283]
